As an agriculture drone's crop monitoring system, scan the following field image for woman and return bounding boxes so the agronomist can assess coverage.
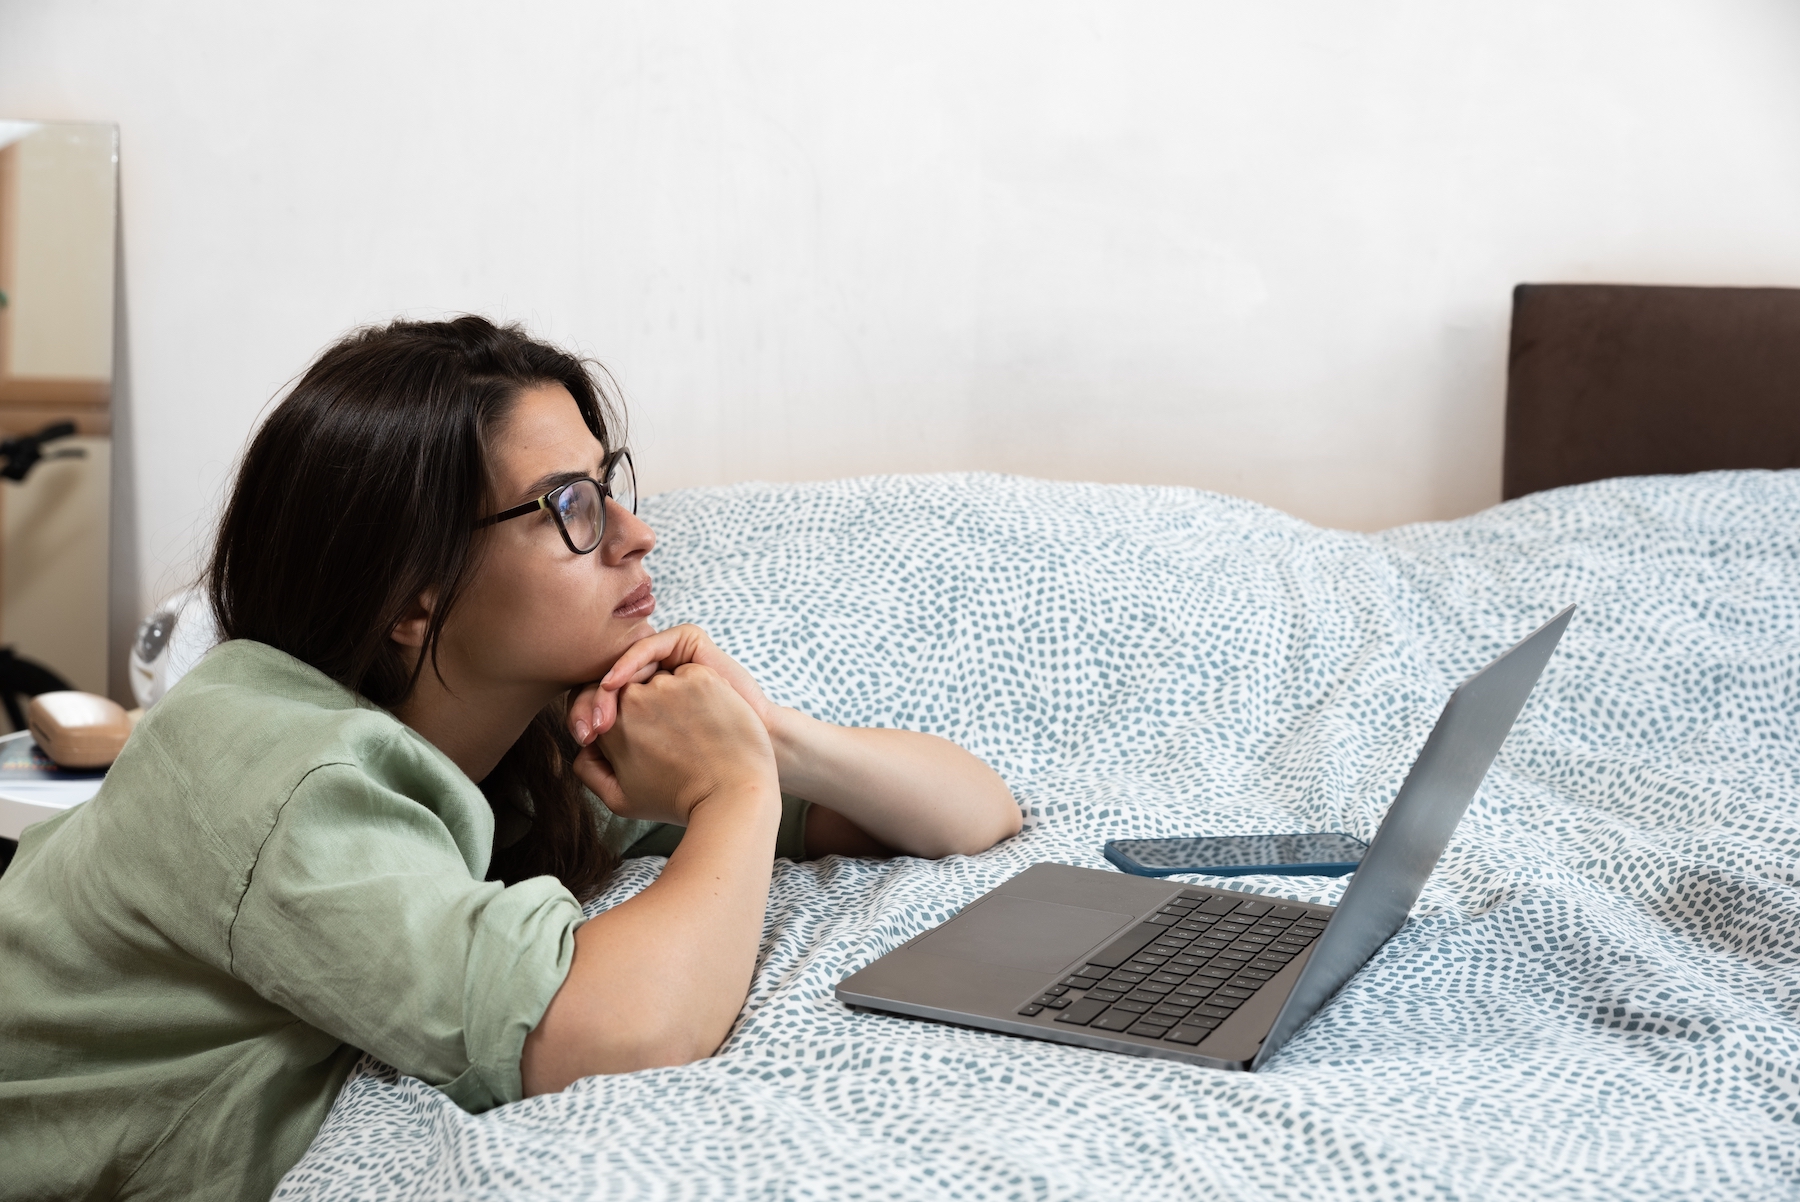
[0,316,1020,1201]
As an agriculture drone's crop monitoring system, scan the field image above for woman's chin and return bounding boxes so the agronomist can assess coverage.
[619,616,658,645]
[584,620,658,682]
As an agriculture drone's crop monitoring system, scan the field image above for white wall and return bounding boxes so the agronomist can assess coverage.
[2,0,1798,665]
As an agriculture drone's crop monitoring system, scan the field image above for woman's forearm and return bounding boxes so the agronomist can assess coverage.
[768,709,1021,858]
[520,781,781,1093]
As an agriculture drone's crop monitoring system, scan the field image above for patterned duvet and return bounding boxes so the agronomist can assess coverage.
[278,470,1800,1201]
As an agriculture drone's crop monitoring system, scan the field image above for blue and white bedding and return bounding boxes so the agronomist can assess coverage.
[279,470,1800,1201]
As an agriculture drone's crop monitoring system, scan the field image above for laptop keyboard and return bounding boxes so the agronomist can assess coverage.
[1015,892,1328,1046]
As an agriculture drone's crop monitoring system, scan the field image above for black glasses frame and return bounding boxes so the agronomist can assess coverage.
[475,448,635,555]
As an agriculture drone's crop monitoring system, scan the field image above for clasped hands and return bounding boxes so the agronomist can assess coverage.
[566,625,782,828]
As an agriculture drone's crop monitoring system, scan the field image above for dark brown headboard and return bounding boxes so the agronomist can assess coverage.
[1503,284,1800,500]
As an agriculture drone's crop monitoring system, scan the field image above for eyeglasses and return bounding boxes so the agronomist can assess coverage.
[475,448,636,555]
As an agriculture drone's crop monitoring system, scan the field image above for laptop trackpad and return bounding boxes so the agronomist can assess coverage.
[912,895,1137,973]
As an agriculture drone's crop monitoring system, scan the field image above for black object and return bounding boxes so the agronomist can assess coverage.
[1040,891,1323,1043]
[0,421,82,483]
[1504,284,1800,499]
[1104,832,1369,878]
[0,646,74,732]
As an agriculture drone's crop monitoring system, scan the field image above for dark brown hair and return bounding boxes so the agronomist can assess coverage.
[206,315,622,900]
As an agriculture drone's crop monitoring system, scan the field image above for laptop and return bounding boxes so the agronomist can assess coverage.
[837,605,1575,1071]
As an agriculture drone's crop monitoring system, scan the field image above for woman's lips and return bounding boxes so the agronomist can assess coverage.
[613,580,655,619]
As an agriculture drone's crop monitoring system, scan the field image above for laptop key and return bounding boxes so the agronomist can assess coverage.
[1215,986,1257,1001]
[1149,972,1187,985]
[1091,1009,1138,1031]
[1016,1003,1044,1016]
[1085,989,1124,1003]
[1197,897,1239,915]
[1043,995,1074,1009]
[1125,989,1166,1004]
[1151,1003,1193,1018]
[1195,1004,1237,1019]
[1108,970,1148,985]
[1084,923,1168,969]
[1163,1025,1208,1044]
[1112,999,1153,1013]
[1127,1020,1174,1037]
[1053,998,1112,1025]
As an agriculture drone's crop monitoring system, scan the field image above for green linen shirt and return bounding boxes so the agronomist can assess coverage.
[0,640,593,1201]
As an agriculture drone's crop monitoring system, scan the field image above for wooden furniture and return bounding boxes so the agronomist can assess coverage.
[1503,284,1800,499]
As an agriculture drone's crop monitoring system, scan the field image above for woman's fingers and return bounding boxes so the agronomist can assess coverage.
[605,624,776,728]
[594,663,776,826]
[590,660,661,736]
[570,660,664,743]
[569,683,605,744]
[601,626,712,688]
[571,741,629,812]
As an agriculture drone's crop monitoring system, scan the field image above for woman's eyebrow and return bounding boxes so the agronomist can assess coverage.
[517,468,589,503]
[515,458,607,504]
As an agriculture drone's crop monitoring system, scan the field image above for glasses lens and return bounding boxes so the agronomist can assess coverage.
[606,452,637,515]
[553,478,605,553]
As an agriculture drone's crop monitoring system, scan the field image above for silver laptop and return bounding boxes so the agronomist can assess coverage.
[838,605,1574,1071]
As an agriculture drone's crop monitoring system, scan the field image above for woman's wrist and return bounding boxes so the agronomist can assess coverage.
[763,705,823,792]
[684,773,782,826]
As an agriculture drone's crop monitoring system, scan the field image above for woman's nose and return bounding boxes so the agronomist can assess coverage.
[600,497,655,564]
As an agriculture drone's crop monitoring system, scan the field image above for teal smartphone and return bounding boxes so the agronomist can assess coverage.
[1103,832,1367,878]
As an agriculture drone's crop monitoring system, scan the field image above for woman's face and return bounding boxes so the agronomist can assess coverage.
[439,383,657,696]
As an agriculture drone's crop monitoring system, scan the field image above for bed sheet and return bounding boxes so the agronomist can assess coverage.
[278,470,1800,1201]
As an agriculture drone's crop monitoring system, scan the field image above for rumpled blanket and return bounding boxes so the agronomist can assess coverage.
[278,470,1800,1200]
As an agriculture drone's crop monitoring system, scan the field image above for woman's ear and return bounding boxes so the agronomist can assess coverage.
[390,589,438,649]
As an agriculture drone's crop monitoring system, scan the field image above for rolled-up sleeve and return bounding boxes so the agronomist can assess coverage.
[227,763,580,1111]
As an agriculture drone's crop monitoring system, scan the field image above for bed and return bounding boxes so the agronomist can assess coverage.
[276,469,1800,1200]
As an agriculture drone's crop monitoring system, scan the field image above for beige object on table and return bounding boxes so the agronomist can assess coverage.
[27,690,131,769]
